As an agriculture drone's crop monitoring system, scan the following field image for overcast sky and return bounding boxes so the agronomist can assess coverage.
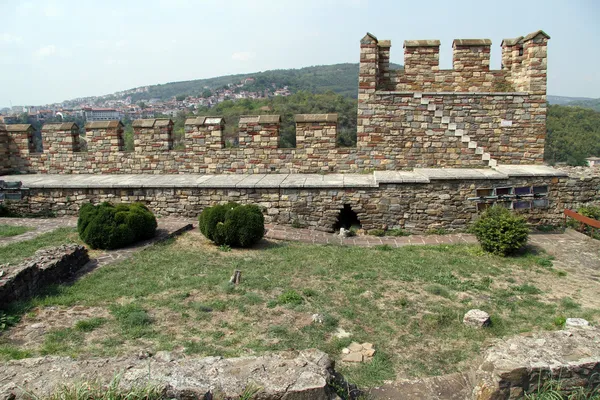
[0,0,598,107]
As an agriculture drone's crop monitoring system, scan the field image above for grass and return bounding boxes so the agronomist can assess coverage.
[524,378,600,399]
[0,224,33,238]
[0,227,80,264]
[2,231,599,389]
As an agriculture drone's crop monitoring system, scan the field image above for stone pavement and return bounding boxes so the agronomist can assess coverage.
[0,217,77,246]
[264,224,479,247]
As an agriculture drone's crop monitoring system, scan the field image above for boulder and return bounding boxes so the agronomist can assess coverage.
[463,309,491,328]
[472,327,600,399]
[565,317,590,328]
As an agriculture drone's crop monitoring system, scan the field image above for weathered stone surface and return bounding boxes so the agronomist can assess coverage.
[0,244,89,307]
[463,309,491,328]
[472,328,600,399]
[566,318,590,328]
[0,349,333,400]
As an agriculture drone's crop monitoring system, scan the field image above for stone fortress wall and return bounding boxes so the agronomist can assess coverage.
[2,30,599,233]
[1,31,549,175]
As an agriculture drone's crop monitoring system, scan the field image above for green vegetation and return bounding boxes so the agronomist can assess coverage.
[77,202,157,250]
[198,203,264,248]
[0,227,79,265]
[37,375,163,400]
[471,205,529,256]
[567,205,600,239]
[0,224,32,238]
[3,231,597,387]
[524,378,600,399]
[546,105,600,165]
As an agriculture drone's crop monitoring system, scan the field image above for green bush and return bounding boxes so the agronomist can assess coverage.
[77,202,157,249]
[471,205,529,256]
[198,203,264,247]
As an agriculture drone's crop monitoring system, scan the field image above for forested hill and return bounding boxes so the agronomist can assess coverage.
[113,63,403,102]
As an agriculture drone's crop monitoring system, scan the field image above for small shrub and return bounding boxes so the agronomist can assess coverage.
[277,290,304,306]
[77,202,157,249]
[198,203,264,248]
[370,229,385,237]
[74,317,106,332]
[471,205,529,256]
[386,228,409,237]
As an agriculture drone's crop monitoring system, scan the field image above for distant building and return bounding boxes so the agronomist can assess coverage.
[83,107,121,121]
[587,157,600,168]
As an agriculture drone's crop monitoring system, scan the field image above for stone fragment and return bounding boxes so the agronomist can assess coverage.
[463,309,491,328]
[341,352,363,363]
[333,327,351,338]
[361,349,376,357]
[341,348,350,354]
[565,318,590,328]
[312,313,324,324]
[348,342,363,352]
[362,342,374,350]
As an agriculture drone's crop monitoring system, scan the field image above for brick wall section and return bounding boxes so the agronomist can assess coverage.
[0,124,9,174]
[85,121,125,173]
[358,31,549,168]
[5,124,35,173]
[134,118,173,152]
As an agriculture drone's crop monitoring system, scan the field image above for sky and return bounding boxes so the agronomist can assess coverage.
[0,0,598,107]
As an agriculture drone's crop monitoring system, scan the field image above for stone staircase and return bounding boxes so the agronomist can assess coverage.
[417,94,498,168]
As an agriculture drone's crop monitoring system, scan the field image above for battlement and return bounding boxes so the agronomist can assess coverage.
[361,30,549,94]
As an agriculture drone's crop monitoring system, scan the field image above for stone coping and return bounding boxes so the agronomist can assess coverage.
[453,39,492,47]
[1,166,567,189]
[376,91,529,96]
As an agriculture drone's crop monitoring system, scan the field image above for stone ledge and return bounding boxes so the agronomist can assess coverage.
[0,349,333,400]
[404,40,440,48]
[295,114,338,123]
[376,91,529,96]
[453,39,492,47]
[3,167,570,190]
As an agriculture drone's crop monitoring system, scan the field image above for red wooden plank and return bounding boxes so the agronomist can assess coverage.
[564,209,600,229]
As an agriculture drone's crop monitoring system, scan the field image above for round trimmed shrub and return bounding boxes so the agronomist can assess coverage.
[198,203,264,248]
[77,202,157,249]
[471,205,529,256]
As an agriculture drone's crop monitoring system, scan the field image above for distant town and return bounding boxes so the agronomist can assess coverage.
[0,78,292,123]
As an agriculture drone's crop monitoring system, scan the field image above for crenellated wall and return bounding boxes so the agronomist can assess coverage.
[1,30,551,175]
[4,115,362,175]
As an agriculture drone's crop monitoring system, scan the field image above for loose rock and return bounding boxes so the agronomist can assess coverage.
[463,309,491,328]
[565,318,590,328]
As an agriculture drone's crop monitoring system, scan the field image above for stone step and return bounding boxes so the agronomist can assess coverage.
[482,153,491,161]
[454,129,464,137]
[475,147,484,155]
[468,141,477,149]
[488,159,498,167]
[461,136,471,143]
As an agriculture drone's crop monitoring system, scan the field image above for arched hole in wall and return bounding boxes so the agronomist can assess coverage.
[333,204,362,231]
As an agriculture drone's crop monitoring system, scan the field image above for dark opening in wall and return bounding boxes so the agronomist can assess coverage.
[334,204,361,231]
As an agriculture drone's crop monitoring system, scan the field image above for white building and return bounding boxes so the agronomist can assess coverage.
[83,108,122,121]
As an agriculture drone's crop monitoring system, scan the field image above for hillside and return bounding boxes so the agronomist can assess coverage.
[107,63,402,102]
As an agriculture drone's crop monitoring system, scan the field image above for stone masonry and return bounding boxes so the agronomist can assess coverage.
[1,31,550,174]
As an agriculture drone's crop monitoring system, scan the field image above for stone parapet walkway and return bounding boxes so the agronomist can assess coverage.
[0,164,566,190]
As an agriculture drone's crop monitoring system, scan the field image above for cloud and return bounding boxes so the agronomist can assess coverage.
[0,33,23,44]
[35,45,57,58]
[104,58,128,66]
[231,51,256,62]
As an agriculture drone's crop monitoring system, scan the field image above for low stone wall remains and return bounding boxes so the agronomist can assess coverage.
[0,244,89,308]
